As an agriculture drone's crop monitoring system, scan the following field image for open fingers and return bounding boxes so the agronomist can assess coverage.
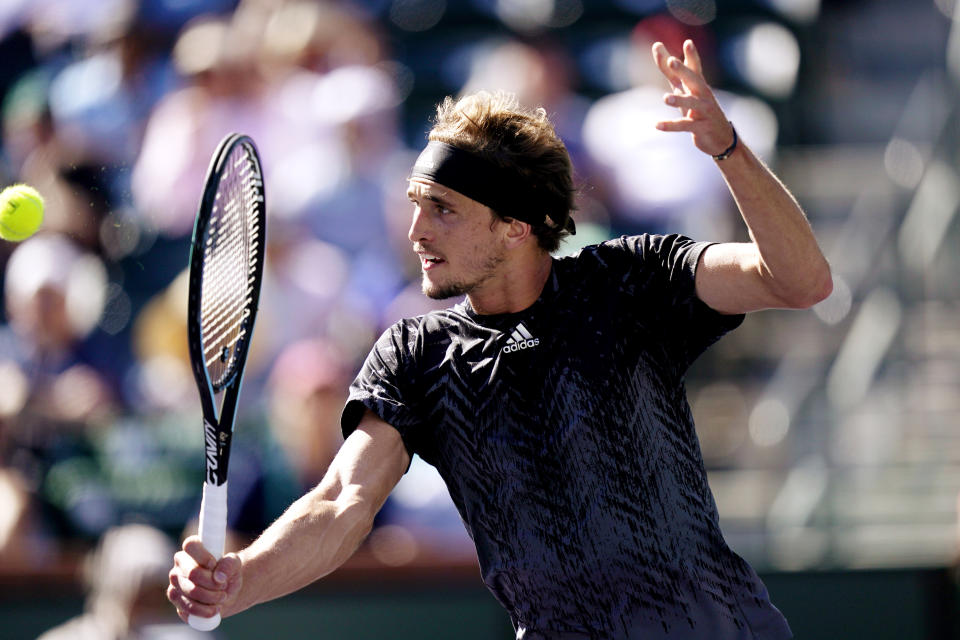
[655,118,696,133]
[651,40,734,155]
[683,39,702,76]
[651,42,684,90]
[652,41,711,98]
[664,93,708,114]
[666,56,709,96]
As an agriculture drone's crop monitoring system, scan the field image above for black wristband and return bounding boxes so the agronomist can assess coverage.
[712,123,738,161]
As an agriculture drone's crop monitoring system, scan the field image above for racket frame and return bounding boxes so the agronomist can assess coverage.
[185,133,266,632]
[187,132,266,487]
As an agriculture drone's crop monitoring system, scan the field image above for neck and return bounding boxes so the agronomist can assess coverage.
[467,251,553,315]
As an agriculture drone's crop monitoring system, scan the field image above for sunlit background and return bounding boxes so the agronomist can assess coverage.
[1,0,959,638]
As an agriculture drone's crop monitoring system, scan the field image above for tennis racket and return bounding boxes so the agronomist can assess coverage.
[186,133,267,631]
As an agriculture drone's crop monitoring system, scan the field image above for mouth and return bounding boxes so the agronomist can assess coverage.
[416,250,446,271]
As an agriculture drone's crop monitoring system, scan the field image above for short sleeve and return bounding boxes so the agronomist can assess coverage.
[605,234,744,367]
[340,319,425,459]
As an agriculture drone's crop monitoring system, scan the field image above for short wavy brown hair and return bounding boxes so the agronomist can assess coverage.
[427,91,575,253]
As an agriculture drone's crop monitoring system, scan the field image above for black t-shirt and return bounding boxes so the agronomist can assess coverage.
[342,234,792,639]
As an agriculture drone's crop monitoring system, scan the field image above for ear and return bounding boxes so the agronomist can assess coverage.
[502,217,533,249]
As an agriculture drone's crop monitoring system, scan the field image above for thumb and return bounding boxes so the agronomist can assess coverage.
[214,553,244,615]
[214,552,242,585]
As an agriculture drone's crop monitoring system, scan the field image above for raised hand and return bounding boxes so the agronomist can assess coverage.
[652,39,736,159]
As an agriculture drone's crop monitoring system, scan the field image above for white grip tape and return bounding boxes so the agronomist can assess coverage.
[188,481,228,631]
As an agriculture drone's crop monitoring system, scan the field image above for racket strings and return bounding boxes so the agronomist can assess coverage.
[202,213,255,380]
[202,191,247,339]
[203,161,257,318]
[199,143,264,389]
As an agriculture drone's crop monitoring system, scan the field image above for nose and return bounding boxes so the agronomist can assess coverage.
[408,205,431,244]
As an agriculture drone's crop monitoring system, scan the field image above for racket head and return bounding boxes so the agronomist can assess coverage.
[187,133,267,482]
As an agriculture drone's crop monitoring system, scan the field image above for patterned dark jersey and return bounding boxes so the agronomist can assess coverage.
[342,234,792,639]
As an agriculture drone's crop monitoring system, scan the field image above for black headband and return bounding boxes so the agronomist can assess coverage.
[410,141,575,234]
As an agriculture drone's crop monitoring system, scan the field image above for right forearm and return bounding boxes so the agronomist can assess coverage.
[168,420,408,624]
[226,487,373,616]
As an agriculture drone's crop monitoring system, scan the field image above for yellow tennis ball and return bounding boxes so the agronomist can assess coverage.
[0,184,44,242]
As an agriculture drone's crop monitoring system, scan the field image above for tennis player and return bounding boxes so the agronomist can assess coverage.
[168,40,831,639]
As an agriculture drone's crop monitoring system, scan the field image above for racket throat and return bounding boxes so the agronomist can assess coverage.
[203,419,232,485]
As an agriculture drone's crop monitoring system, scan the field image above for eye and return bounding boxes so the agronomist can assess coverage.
[430,198,455,215]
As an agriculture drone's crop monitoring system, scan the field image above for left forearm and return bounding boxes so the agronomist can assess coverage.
[650,38,831,311]
[717,141,832,307]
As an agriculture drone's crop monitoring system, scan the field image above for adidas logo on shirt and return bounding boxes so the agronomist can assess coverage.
[502,322,540,354]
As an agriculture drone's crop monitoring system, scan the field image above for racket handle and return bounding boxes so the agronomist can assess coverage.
[188,480,228,631]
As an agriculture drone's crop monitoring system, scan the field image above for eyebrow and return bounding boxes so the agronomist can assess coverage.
[408,188,456,209]
[427,193,455,207]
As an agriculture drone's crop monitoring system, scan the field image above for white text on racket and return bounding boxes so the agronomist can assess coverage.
[204,420,220,484]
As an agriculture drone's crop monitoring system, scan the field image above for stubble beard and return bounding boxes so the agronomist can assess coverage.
[422,278,468,300]
[421,251,505,300]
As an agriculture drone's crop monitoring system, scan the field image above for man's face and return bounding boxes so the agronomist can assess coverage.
[406,178,506,300]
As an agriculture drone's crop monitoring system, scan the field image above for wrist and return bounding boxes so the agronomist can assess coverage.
[712,122,738,161]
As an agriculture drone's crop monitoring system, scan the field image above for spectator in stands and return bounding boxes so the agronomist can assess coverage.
[38,524,208,640]
[266,338,352,489]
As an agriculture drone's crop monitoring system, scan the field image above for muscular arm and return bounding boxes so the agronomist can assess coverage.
[168,411,409,621]
[653,40,833,314]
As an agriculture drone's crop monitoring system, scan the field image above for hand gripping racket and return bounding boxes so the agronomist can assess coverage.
[186,133,266,631]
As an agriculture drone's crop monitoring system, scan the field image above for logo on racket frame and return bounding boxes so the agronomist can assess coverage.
[204,420,221,484]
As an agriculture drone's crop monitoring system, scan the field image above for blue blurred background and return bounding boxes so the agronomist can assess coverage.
[0,0,959,638]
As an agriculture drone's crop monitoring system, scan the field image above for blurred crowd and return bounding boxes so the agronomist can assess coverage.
[0,0,829,602]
